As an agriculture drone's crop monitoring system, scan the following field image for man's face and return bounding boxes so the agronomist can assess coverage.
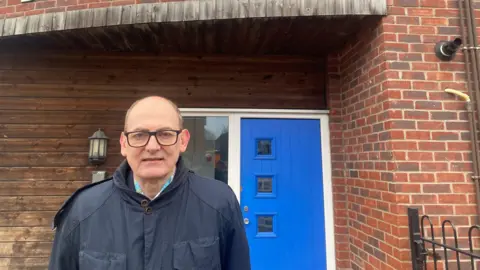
[120,99,190,180]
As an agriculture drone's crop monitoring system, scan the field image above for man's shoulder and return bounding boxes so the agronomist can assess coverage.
[52,177,115,231]
[187,173,239,217]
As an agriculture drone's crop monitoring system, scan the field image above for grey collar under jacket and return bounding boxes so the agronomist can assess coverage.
[48,156,252,270]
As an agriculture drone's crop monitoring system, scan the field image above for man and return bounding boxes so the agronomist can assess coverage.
[48,96,251,270]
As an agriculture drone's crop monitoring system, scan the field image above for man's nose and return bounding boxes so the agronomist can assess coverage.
[145,134,161,150]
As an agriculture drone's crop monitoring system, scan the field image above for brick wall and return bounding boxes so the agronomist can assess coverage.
[329,0,476,269]
[328,54,351,269]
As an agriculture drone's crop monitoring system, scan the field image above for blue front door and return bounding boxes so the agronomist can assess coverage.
[240,118,327,270]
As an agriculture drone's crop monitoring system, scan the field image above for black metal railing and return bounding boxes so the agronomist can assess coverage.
[408,207,480,270]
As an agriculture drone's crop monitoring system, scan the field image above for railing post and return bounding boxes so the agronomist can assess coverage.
[408,207,423,270]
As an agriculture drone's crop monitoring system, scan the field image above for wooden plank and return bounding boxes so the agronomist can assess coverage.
[0,181,90,196]
[0,110,123,124]
[0,152,124,167]
[0,138,120,152]
[93,7,107,27]
[65,10,80,30]
[25,14,40,34]
[78,9,94,29]
[0,227,54,242]
[0,92,321,110]
[0,18,4,36]
[0,258,49,269]
[0,57,321,72]
[0,97,133,111]
[51,12,65,32]
[0,242,52,257]
[0,124,123,139]
[0,211,56,227]
[107,5,123,26]
[0,196,66,211]
[13,17,27,36]
[38,13,53,33]
[0,167,102,181]
[0,69,320,85]
[3,17,16,36]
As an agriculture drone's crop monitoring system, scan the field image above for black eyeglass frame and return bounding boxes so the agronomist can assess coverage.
[123,129,184,148]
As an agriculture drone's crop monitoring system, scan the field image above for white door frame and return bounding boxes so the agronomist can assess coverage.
[180,108,335,270]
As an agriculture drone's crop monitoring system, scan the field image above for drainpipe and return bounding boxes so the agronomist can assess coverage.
[445,88,480,223]
[455,0,480,223]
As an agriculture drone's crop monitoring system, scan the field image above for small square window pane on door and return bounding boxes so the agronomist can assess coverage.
[255,138,275,159]
[257,177,272,193]
[256,139,271,155]
[257,215,273,233]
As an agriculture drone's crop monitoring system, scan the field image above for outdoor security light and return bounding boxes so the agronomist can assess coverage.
[434,38,462,61]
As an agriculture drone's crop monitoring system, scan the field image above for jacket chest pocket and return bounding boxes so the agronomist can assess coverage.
[173,236,221,270]
[79,250,126,270]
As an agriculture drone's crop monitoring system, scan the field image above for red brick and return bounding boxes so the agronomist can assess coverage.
[421,17,448,25]
[424,205,454,214]
[420,0,446,7]
[423,184,451,193]
[418,141,446,151]
[407,152,433,161]
[431,132,459,140]
[409,26,436,35]
[404,111,428,119]
[447,142,470,151]
[407,8,434,16]
[417,121,445,130]
[426,72,454,81]
[438,194,467,204]
[412,63,438,71]
[406,131,430,140]
[410,173,435,182]
[421,162,449,171]
[436,173,465,182]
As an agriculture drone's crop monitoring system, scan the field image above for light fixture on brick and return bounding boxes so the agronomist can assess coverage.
[434,37,463,61]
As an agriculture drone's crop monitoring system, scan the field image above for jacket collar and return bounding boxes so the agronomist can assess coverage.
[112,156,190,208]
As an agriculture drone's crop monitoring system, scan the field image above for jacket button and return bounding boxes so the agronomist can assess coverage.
[141,200,148,207]
[145,207,152,215]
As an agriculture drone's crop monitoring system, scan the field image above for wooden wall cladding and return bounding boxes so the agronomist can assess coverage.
[0,51,327,269]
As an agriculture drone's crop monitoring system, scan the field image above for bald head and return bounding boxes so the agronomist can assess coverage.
[120,96,191,184]
[123,96,183,131]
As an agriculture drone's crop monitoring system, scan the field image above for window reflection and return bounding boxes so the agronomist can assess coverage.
[257,215,273,233]
[182,116,229,184]
[256,139,272,155]
[257,177,273,193]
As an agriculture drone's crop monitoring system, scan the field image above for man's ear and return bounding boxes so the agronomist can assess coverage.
[179,129,190,153]
[120,133,127,157]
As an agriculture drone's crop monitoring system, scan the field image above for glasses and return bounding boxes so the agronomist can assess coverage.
[123,129,183,148]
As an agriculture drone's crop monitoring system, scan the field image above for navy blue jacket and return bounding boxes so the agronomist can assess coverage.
[48,156,251,270]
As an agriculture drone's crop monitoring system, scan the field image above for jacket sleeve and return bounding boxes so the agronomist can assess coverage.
[222,195,251,270]
[48,225,78,270]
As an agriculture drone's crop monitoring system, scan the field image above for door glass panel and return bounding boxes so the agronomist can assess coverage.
[257,215,273,233]
[182,116,229,184]
[256,139,272,155]
[257,177,273,193]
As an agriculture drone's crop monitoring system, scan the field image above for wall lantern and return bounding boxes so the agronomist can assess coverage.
[88,128,109,166]
[434,37,462,61]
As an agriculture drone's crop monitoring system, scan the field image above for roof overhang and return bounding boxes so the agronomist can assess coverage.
[1,0,387,37]
[0,0,387,55]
